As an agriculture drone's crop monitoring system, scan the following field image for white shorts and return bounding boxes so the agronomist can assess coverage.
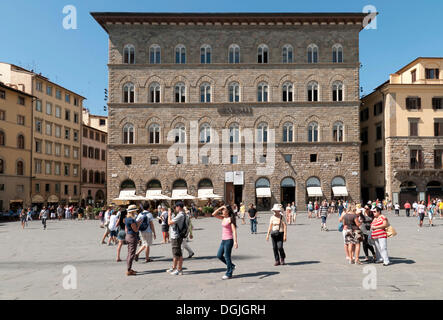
[140,231,153,247]
[428,212,433,219]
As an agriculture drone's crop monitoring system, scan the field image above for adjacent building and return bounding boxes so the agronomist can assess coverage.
[361,57,443,204]
[0,63,85,208]
[0,82,34,211]
[92,12,365,209]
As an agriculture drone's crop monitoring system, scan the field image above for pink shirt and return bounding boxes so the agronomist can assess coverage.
[222,218,233,240]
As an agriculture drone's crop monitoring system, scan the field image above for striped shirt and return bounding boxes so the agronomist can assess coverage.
[371,215,387,239]
[319,205,329,217]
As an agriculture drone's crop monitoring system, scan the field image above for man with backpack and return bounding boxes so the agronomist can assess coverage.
[166,201,187,276]
[135,203,156,263]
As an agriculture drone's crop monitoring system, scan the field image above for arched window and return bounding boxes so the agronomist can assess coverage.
[256,177,270,188]
[308,122,319,142]
[173,179,187,189]
[332,176,346,187]
[149,83,160,103]
[333,122,344,142]
[123,82,135,103]
[123,44,135,64]
[332,44,343,63]
[123,123,134,144]
[307,44,318,63]
[200,44,211,64]
[82,169,87,183]
[0,130,5,146]
[175,44,186,64]
[257,82,268,102]
[229,44,240,63]
[94,171,100,184]
[229,82,240,102]
[199,123,211,143]
[306,177,321,187]
[174,123,186,144]
[307,81,319,102]
[283,122,293,142]
[282,82,293,102]
[17,135,25,149]
[229,123,240,143]
[149,124,160,144]
[200,83,211,103]
[332,81,343,102]
[121,179,136,190]
[282,44,293,63]
[257,122,268,143]
[258,44,269,63]
[174,83,186,103]
[16,160,24,176]
[149,44,161,64]
[198,178,213,189]
[147,179,162,190]
[89,170,94,183]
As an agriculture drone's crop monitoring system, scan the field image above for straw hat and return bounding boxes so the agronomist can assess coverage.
[127,204,138,213]
[271,204,282,212]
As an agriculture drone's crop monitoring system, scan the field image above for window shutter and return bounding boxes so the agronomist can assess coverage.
[406,98,411,109]
[417,97,421,109]
[437,69,440,79]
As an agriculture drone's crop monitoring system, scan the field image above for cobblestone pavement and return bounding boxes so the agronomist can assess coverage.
[1,210,442,300]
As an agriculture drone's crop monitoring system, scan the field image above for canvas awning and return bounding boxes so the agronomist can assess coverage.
[171,189,196,200]
[197,188,223,200]
[9,200,23,203]
[307,187,323,197]
[332,186,348,197]
[48,195,59,203]
[31,195,45,203]
[113,190,139,201]
[145,189,171,200]
[256,187,271,198]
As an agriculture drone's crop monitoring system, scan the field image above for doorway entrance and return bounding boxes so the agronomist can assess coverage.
[281,177,296,206]
[225,183,243,206]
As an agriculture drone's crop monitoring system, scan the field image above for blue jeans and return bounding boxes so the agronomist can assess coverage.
[217,239,234,277]
[250,218,257,233]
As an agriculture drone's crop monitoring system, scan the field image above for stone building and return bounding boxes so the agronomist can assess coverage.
[0,63,85,208]
[0,82,34,211]
[80,123,107,207]
[92,12,365,209]
[361,57,443,205]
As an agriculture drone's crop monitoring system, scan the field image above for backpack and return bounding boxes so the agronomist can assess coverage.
[139,212,150,232]
[177,214,190,238]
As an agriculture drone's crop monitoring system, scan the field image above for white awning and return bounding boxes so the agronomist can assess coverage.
[171,189,196,200]
[332,186,348,197]
[113,190,138,201]
[145,189,171,200]
[256,187,271,198]
[31,195,45,203]
[307,187,323,197]
[48,195,59,203]
[198,188,223,200]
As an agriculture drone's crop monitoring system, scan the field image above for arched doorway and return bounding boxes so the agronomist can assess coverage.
[399,181,417,206]
[198,178,222,206]
[117,179,136,201]
[426,181,443,201]
[306,177,323,203]
[256,177,271,211]
[95,190,105,206]
[281,177,296,206]
[171,179,195,202]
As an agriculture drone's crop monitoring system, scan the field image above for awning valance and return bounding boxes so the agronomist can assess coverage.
[256,187,271,198]
[198,188,223,200]
[31,195,45,203]
[48,195,59,203]
[171,189,196,200]
[113,190,143,201]
[145,189,171,200]
[307,187,323,197]
[332,186,348,197]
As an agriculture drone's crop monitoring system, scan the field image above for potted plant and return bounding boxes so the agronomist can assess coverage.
[202,206,214,217]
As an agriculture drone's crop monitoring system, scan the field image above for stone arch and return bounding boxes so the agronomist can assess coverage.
[224,116,244,129]
[143,75,167,88]
[144,116,162,128]
[169,75,189,87]
[254,115,273,128]
[194,75,216,88]
[277,115,297,128]
[118,74,141,88]
[223,74,243,87]
[252,74,271,88]
[170,116,188,129]
[197,116,214,126]
[278,74,296,88]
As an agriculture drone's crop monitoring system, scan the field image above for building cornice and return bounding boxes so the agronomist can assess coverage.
[108,63,360,70]
[91,12,369,33]
[107,102,360,109]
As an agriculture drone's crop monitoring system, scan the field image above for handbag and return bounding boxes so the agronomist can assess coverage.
[270,216,283,236]
[386,224,397,238]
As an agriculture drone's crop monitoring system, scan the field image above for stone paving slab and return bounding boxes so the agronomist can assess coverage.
[0,210,442,300]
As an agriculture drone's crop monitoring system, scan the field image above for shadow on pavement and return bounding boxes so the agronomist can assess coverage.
[388,257,416,265]
[184,268,227,275]
[286,261,321,266]
[233,271,280,279]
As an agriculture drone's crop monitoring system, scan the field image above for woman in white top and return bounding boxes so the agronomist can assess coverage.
[266,204,288,266]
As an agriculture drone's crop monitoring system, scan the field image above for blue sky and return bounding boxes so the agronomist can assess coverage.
[1,0,442,116]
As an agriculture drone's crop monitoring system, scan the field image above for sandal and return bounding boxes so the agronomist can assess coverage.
[145,258,153,263]
[355,260,363,265]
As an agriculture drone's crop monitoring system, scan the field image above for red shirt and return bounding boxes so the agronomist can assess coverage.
[404,203,411,209]
[371,216,387,239]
